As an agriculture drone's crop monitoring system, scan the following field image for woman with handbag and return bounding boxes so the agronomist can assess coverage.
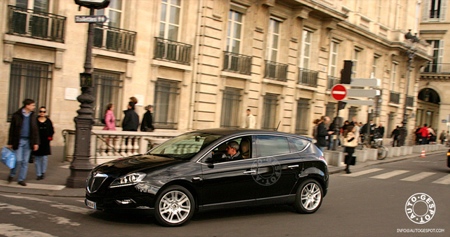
[33,106,54,180]
[342,125,358,174]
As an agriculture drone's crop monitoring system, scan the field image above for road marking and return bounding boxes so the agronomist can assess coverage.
[432,174,450,185]
[0,224,56,237]
[371,170,409,179]
[342,168,383,177]
[0,180,65,191]
[0,195,92,215]
[401,172,436,182]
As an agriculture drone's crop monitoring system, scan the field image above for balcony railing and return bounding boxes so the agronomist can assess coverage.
[298,68,318,87]
[422,63,450,74]
[327,76,339,90]
[223,51,252,75]
[154,37,192,65]
[389,92,400,104]
[7,5,66,43]
[264,60,288,81]
[406,95,414,107]
[94,24,136,55]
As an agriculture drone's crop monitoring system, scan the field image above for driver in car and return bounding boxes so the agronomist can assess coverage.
[222,141,242,161]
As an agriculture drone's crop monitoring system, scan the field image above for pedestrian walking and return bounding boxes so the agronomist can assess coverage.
[244,109,256,129]
[342,125,358,174]
[391,126,400,147]
[316,116,332,152]
[7,99,40,186]
[141,105,155,132]
[418,124,429,144]
[33,106,54,180]
[122,102,139,152]
[439,130,446,145]
[102,103,116,131]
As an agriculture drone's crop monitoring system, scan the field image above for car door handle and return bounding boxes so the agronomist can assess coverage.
[243,170,257,174]
[192,176,202,181]
[288,165,299,169]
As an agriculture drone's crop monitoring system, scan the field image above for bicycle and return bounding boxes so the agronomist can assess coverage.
[357,136,388,160]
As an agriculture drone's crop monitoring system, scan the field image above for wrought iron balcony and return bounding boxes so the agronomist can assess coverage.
[327,76,339,90]
[406,95,414,107]
[298,68,318,87]
[223,51,252,75]
[264,60,288,81]
[389,91,400,104]
[94,24,136,55]
[7,5,66,43]
[154,37,192,65]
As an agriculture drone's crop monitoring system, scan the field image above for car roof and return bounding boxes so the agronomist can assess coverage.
[186,128,313,141]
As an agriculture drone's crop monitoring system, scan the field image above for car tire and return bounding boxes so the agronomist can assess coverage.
[154,185,195,227]
[294,179,323,214]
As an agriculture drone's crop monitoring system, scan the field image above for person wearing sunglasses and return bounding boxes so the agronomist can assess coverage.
[32,106,54,180]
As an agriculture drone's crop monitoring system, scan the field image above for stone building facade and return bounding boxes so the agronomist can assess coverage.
[0,0,435,146]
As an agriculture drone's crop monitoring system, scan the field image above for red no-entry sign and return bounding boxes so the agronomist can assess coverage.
[331,84,347,101]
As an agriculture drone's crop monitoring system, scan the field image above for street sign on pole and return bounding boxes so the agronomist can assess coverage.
[342,100,374,106]
[331,84,347,101]
[75,15,108,23]
[347,89,380,98]
[350,78,380,87]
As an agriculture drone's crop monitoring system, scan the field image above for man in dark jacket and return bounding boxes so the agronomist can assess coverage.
[316,116,332,152]
[122,102,139,131]
[140,105,155,132]
[7,99,40,186]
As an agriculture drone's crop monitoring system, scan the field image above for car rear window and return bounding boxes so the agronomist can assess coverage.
[289,137,309,152]
[255,135,290,157]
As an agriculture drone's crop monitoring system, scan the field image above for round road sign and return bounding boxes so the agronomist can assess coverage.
[331,84,347,101]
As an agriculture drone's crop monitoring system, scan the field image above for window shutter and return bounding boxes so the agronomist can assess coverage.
[440,0,447,21]
[438,40,444,72]
[422,0,429,21]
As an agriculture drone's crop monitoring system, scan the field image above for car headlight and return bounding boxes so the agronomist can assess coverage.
[110,172,146,188]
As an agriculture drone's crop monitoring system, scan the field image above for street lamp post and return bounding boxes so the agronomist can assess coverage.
[67,0,110,188]
[399,30,419,147]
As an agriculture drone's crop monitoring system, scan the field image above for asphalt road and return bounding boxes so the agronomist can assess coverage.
[0,152,448,237]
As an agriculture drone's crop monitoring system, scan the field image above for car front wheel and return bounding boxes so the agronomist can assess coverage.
[154,185,195,227]
[294,179,323,214]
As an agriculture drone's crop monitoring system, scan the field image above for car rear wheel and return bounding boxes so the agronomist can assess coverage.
[154,185,195,227]
[294,179,323,214]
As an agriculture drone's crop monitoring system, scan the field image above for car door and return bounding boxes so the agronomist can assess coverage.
[253,135,302,199]
[198,137,259,206]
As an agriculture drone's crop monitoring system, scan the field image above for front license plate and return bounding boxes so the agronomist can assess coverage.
[85,199,96,209]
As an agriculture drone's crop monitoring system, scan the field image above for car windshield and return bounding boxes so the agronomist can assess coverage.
[149,132,223,160]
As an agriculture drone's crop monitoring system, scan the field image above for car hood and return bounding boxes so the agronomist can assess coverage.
[93,154,185,176]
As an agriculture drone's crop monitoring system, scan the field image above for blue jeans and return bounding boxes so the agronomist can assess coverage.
[34,155,48,177]
[10,138,31,182]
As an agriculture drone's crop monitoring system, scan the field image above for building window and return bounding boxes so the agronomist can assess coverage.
[97,0,122,28]
[16,0,49,11]
[266,18,281,62]
[154,79,179,129]
[93,70,123,125]
[8,60,51,121]
[390,63,398,91]
[295,99,310,135]
[226,10,243,54]
[300,30,312,69]
[220,88,241,128]
[329,41,339,77]
[353,49,360,77]
[372,55,379,78]
[429,0,442,18]
[424,40,442,73]
[262,93,278,130]
[159,0,181,41]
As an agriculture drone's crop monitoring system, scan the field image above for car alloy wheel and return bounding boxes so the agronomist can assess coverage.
[294,179,323,214]
[154,185,195,227]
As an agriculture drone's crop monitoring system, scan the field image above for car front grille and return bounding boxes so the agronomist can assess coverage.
[87,172,109,193]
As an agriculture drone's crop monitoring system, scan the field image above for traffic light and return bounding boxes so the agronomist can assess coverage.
[338,101,347,110]
[340,60,353,84]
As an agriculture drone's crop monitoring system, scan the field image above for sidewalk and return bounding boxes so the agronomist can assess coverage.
[0,146,446,198]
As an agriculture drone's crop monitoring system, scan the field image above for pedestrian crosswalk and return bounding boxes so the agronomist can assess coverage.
[342,168,450,185]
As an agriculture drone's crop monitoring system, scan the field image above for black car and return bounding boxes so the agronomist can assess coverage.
[85,129,329,226]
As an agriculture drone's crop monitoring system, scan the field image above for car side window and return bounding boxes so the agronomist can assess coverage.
[289,137,309,152]
[205,136,253,163]
[255,135,290,157]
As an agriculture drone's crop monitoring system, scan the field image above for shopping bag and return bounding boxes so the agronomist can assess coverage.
[1,146,16,169]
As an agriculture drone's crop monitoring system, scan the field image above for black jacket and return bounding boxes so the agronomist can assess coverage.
[140,111,155,132]
[316,122,328,147]
[8,109,40,150]
[122,109,139,131]
[33,118,55,156]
